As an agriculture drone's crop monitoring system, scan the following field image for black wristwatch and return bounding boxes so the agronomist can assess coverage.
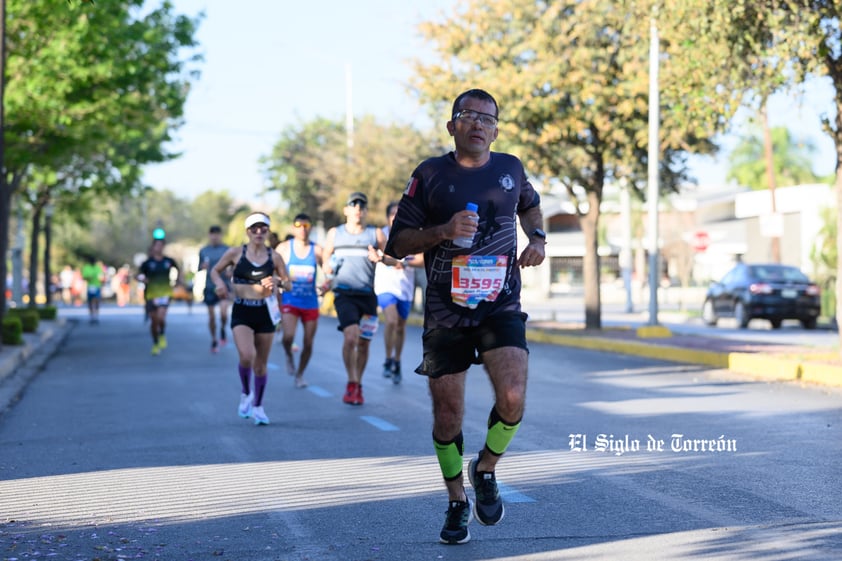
[529,228,547,243]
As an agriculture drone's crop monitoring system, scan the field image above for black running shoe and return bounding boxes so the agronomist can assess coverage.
[382,358,394,378]
[468,452,504,525]
[439,499,472,545]
[391,360,401,384]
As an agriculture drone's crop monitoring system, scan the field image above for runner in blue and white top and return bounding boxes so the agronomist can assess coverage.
[277,212,323,388]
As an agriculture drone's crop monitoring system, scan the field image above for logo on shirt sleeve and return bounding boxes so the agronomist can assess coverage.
[404,177,418,198]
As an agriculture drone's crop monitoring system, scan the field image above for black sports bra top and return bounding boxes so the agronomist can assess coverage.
[232,245,273,285]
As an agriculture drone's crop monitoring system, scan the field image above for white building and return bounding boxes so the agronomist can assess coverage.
[520,182,835,303]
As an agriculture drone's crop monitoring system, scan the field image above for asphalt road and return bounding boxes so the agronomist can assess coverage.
[1,305,840,561]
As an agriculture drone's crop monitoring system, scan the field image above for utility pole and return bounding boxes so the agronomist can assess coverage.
[761,102,782,263]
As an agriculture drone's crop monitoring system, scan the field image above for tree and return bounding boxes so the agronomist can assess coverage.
[411,0,739,328]
[727,125,824,189]
[2,0,202,312]
[261,115,441,228]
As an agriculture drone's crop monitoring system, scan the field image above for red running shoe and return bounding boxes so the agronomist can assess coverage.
[342,382,357,404]
[352,383,364,406]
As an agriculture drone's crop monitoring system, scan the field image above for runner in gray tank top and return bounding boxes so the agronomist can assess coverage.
[199,225,231,353]
[322,191,396,406]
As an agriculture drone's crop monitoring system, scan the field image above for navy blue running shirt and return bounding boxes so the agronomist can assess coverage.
[385,151,540,329]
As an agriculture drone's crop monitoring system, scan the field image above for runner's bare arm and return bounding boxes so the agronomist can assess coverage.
[517,205,546,268]
[273,250,291,292]
[321,228,337,276]
[209,247,237,298]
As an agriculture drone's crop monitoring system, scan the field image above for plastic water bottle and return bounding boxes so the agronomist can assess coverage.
[453,202,479,248]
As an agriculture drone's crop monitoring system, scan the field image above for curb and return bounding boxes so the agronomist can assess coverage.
[526,328,729,369]
[525,327,842,388]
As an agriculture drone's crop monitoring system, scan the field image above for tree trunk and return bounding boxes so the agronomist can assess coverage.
[44,208,52,305]
[0,0,6,351]
[835,97,842,355]
[27,206,41,308]
[581,191,602,330]
[0,184,8,349]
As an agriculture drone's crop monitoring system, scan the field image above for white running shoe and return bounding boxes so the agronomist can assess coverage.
[238,393,253,418]
[251,405,269,425]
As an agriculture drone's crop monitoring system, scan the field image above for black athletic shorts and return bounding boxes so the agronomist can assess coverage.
[231,300,275,334]
[416,311,528,378]
[333,291,378,332]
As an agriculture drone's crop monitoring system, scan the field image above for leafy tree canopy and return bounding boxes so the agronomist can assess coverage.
[261,115,442,228]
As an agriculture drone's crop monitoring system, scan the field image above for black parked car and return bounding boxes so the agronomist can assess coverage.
[701,263,821,329]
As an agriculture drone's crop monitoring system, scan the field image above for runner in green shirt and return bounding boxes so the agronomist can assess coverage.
[81,256,105,324]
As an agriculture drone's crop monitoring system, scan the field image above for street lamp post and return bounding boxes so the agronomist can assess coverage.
[619,178,634,313]
[646,12,661,326]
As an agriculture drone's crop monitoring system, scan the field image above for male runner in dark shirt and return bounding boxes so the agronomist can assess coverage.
[386,88,546,545]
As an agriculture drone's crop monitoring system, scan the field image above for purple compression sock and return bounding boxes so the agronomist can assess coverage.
[253,374,267,406]
[238,364,252,395]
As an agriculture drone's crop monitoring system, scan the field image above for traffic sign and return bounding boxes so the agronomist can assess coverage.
[692,230,710,252]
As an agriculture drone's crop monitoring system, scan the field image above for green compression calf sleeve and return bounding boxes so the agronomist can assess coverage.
[433,432,464,481]
[485,406,521,456]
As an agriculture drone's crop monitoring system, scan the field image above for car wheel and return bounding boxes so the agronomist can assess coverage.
[770,318,783,329]
[702,299,718,326]
[735,301,750,328]
[800,317,817,330]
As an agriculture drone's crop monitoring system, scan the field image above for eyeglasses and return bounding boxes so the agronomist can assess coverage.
[453,109,498,127]
[248,224,269,234]
[293,221,311,229]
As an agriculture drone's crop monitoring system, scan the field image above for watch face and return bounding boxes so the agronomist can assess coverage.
[532,228,547,239]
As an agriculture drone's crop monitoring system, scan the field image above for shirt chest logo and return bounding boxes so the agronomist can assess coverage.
[499,174,515,192]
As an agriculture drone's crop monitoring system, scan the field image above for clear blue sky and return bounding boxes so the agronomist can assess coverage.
[141,1,837,205]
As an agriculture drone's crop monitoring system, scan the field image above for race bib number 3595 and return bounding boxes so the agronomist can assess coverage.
[451,255,507,309]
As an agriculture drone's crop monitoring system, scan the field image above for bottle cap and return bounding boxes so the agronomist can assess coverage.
[466,203,478,212]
